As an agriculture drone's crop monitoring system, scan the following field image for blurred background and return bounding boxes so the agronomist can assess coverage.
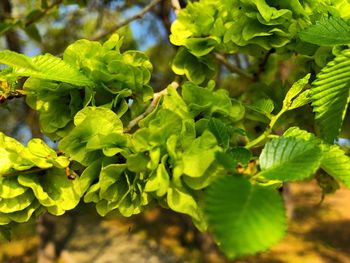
[1,0,350,262]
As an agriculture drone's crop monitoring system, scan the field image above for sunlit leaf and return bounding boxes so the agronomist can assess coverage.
[311,48,350,143]
[300,16,350,45]
[205,176,286,259]
[259,136,322,181]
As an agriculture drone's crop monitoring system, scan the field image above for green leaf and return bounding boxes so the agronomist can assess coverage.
[182,82,245,121]
[86,133,128,156]
[0,201,40,225]
[321,145,350,188]
[205,176,286,259]
[0,177,26,198]
[26,138,69,169]
[7,201,40,224]
[59,106,124,165]
[247,97,275,117]
[299,16,350,45]
[99,163,126,201]
[126,153,149,173]
[0,148,16,175]
[74,106,123,130]
[18,168,82,215]
[79,159,103,193]
[184,37,218,57]
[29,54,93,86]
[0,50,36,70]
[183,160,223,190]
[283,127,350,188]
[208,118,230,149]
[215,152,237,171]
[259,136,322,181]
[83,183,100,203]
[289,90,312,109]
[133,109,183,150]
[169,1,216,46]
[0,51,93,86]
[182,131,221,178]
[83,158,149,218]
[23,79,85,138]
[172,48,217,84]
[63,39,103,69]
[284,74,310,108]
[0,213,11,225]
[144,156,170,197]
[167,185,204,229]
[0,191,34,213]
[103,33,123,51]
[106,51,153,91]
[161,84,191,120]
[229,147,252,165]
[0,132,67,175]
[311,48,350,143]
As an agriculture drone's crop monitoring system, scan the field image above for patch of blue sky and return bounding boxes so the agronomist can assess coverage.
[336,138,350,148]
[118,5,167,51]
[57,3,166,50]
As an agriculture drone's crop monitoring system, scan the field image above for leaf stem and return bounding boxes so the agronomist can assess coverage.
[245,108,286,149]
[124,81,179,132]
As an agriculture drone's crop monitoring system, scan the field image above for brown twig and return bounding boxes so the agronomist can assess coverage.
[0,89,26,104]
[124,81,179,132]
[55,213,77,257]
[254,48,276,81]
[0,0,21,52]
[90,0,163,41]
[171,0,182,15]
[233,53,242,69]
[25,0,64,27]
[215,53,254,81]
[159,0,171,35]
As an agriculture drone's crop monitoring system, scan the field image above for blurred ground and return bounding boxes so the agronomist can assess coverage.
[1,180,350,263]
[251,181,350,263]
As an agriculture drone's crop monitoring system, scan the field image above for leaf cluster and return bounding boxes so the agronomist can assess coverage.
[0,132,79,227]
[169,0,350,83]
[0,2,350,261]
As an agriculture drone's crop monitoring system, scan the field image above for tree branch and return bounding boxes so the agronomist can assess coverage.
[124,81,179,132]
[0,0,21,52]
[25,0,64,28]
[171,0,182,15]
[37,213,57,263]
[159,0,171,36]
[55,213,77,257]
[90,0,163,41]
[245,107,287,149]
[254,48,276,81]
[214,53,254,81]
